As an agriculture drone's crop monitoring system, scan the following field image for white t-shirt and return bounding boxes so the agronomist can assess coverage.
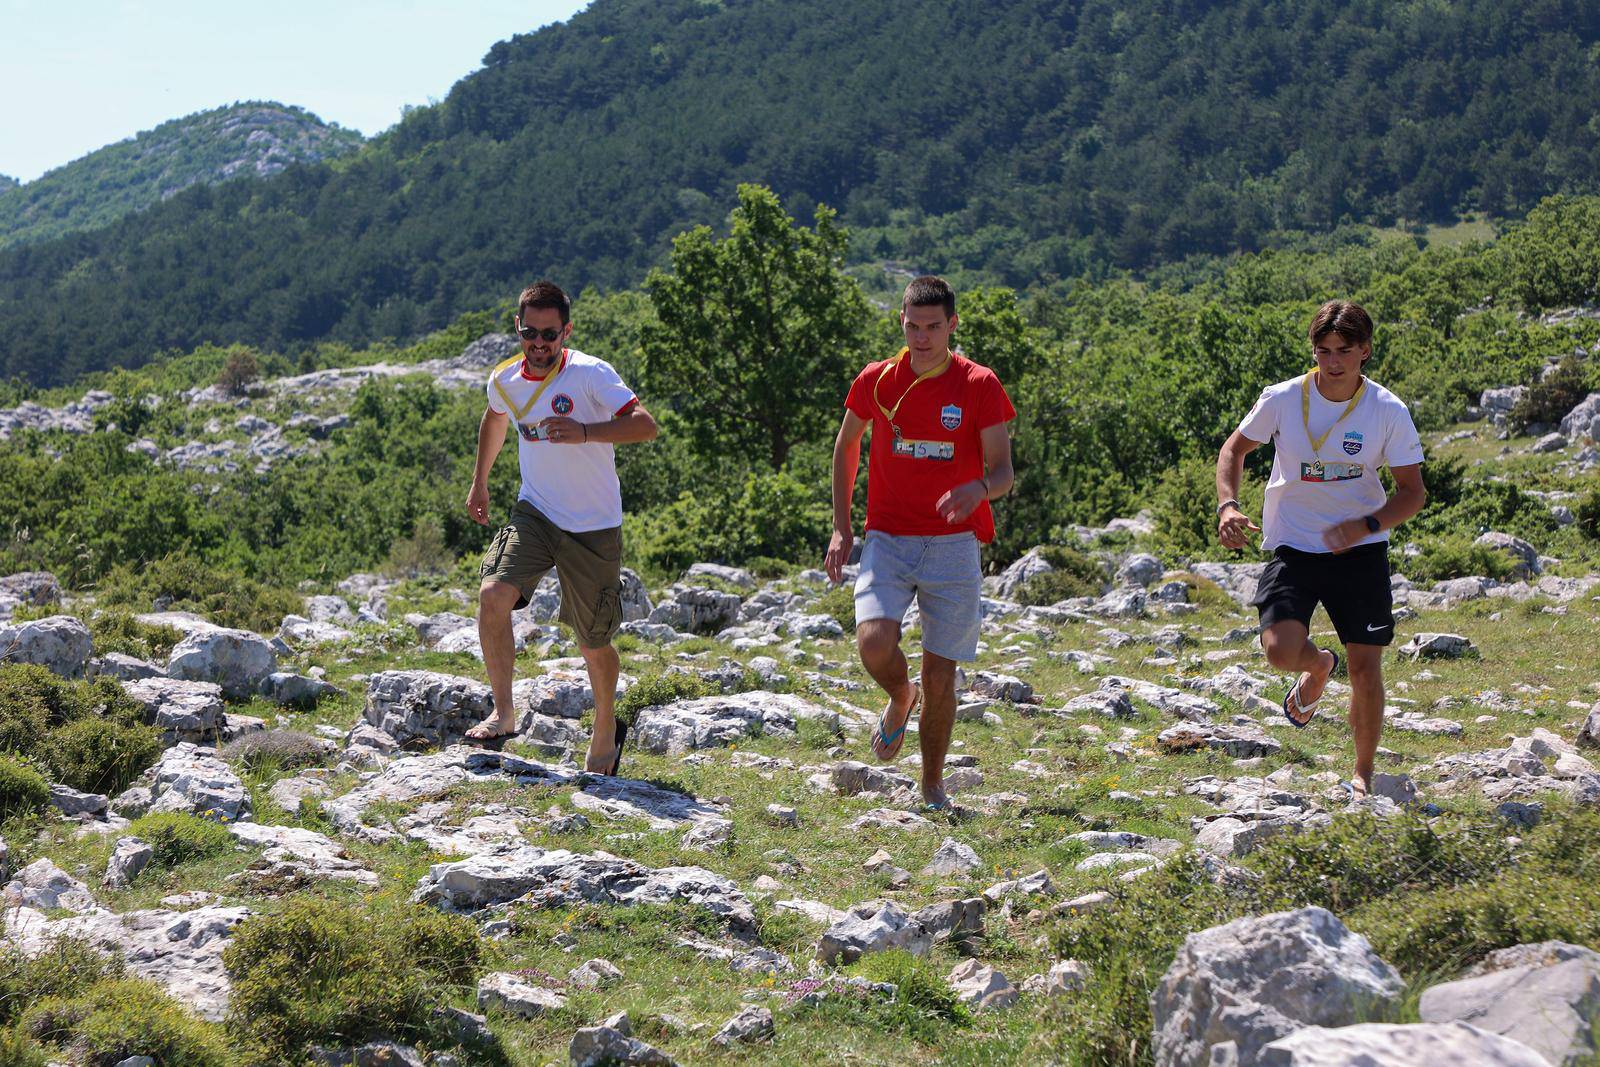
[1237,374,1424,553]
[485,348,638,532]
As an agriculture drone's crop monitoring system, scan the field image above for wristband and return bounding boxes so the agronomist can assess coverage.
[1217,498,1240,515]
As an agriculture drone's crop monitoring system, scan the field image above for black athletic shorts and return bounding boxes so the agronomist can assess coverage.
[1251,541,1395,647]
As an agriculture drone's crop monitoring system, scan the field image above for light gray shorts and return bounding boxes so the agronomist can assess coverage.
[854,529,982,661]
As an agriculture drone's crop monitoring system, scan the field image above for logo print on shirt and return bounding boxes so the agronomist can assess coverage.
[940,404,963,431]
[1342,431,1364,456]
[551,394,574,416]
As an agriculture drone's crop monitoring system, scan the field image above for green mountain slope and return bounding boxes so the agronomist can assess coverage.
[0,103,362,251]
[3,0,1600,386]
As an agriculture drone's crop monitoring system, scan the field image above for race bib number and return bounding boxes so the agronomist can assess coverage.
[1300,460,1363,482]
[892,437,955,461]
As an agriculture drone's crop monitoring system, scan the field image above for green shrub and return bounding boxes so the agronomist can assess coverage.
[1577,490,1600,541]
[0,756,51,822]
[1509,355,1596,434]
[0,1028,48,1067]
[219,730,331,772]
[0,665,150,763]
[1251,812,1514,913]
[1170,571,1238,613]
[1012,544,1106,606]
[86,611,182,661]
[1401,535,1518,583]
[96,554,300,635]
[23,978,226,1066]
[815,583,856,633]
[41,718,161,796]
[615,671,717,725]
[127,812,236,867]
[0,938,123,1025]
[223,897,481,1061]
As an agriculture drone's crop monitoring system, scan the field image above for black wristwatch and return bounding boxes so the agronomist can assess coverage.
[1363,515,1381,533]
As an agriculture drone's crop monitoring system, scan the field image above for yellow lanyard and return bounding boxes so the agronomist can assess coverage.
[1301,370,1366,457]
[873,347,951,428]
[493,350,568,422]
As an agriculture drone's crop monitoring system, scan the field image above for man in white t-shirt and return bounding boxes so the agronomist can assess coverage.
[463,281,658,774]
[1215,301,1426,797]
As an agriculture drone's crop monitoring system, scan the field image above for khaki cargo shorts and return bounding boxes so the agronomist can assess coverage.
[479,500,624,648]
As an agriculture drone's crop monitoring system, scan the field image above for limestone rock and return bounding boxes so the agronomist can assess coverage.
[0,614,92,677]
[1558,390,1600,440]
[1150,906,1404,1067]
[361,670,495,747]
[1396,632,1477,660]
[816,900,932,965]
[3,903,250,1019]
[568,958,624,988]
[143,743,251,822]
[1419,940,1600,1065]
[477,971,566,1018]
[1257,1022,1551,1066]
[278,614,354,646]
[228,822,378,886]
[49,782,108,817]
[632,691,839,753]
[1474,532,1540,579]
[1158,720,1280,759]
[414,845,755,935]
[1115,553,1165,587]
[90,651,166,681]
[166,627,277,697]
[1024,959,1090,997]
[711,1004,774,1046]
[104,837,154,888]
[648,585,742,635]
[1577,702,1600,750]
[121,677,226,744]
[947,959,1018,1012]
[264,671,342,708]
[3,858,97,912]
[570,1023,677,1066]
[924,837,982,876]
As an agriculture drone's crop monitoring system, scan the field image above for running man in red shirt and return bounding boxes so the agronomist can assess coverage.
[824,276,1016,810]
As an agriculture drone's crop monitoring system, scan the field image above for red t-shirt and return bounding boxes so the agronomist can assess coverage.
[844,350,1016,543]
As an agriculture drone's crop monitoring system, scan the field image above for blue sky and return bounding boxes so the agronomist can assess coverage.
[0,0,590,182]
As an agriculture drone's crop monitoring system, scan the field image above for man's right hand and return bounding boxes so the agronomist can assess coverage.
[467,483,491,526]
[824,529,853,584]
[1217,504,1261,550]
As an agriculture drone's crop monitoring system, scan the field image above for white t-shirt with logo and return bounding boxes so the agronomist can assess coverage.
[485,349,638,532]
[1237,374,1424,553]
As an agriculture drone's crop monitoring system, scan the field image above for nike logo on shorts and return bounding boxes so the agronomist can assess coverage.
[1366,623,1388,632]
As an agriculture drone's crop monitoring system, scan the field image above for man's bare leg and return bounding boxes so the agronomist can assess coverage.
[1261,620,1336,724]
[917,651,958,806]
[468,580,522,738]
[1344,643,1385,793]
[580,641,621,773]
[857,619,917,758]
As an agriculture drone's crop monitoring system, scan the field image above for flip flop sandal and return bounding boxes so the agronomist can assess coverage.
[871,683,920,762]
[607,719,629,777]
[1280,649,1338,729]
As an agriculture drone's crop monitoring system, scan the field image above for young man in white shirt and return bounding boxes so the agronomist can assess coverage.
[463,281,658,774]
[1215,301,1426,797]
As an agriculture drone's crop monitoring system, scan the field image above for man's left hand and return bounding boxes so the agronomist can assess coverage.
[1322,517,1369,553]
[936,480,987,524]
[538,416,586,444]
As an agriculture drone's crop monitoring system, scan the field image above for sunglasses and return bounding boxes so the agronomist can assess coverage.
[518,325,563,342]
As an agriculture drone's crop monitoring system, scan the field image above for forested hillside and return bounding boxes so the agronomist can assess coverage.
[4,0,1600,386]
[0,103,361,251]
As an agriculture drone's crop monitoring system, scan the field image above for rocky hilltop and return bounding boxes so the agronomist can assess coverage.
[0,102,362,249]
[0,327,1598,1064]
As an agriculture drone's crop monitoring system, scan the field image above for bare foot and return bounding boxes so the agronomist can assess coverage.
[464,716,517,744]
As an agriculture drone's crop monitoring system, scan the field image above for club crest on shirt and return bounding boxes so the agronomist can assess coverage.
[1342,431,1364,456]
[940,404,962,431]
[551,394,574,416]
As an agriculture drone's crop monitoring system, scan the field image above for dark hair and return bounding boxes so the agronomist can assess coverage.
[903,275,956,318]
[1308,300,1373,348]
[518,281,571,325]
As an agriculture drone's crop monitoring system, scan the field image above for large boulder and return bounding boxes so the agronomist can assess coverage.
[1150,906,1404,1067]
[1418,941,1600,1065]
[648,586,742,635]
[120,677,227,744]
[2,858,97,913]
[1396,632,1477,660]
[1257,1022,1551,1066]
[816,900,931,965]
[166,627,277,697]
[994,548,1056,599]
[1558,390,1600,440]
[0,614,92,677]
[633,691,840,754]
[0,570,60,607]
[362,670,495,748]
